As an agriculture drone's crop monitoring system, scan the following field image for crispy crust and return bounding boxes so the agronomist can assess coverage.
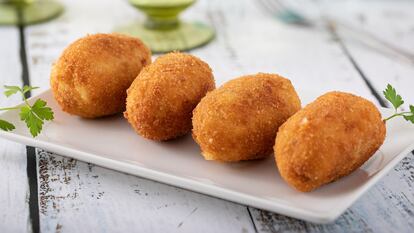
[124,52,215,141]
[192,73,301,162]
[50,33,151,118]
[275,92,386,192]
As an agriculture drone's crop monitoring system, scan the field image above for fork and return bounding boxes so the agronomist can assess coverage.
[257,0,312,26]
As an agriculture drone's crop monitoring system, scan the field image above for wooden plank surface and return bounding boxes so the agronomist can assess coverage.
[249,1,414,232]
[36,150,254,233]
[23,0,408,232]
[24,0,255,232]
[1,0,412,232]
[191,1,376,96]
[24,0,378,232]
[0,27,31,232]
[249,155,414,233]
[322,0,414,105]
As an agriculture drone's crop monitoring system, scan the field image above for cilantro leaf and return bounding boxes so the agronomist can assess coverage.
[18,99,54,137]
[1,85,54,137]
[404,105,414,123]
[31,99,54,121]
[22,85,39,95]
[404,114,414,123]
[4,85,22,97]
[383,85,414,124]
[383,84,404,110]
[0,119,15,131]
[19,105,44,137]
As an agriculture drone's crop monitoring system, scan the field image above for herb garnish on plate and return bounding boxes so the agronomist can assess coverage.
[383,84,414,123]
[0,85,54,137]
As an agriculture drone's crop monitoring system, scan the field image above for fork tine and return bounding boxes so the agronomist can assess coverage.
[257,0,311,26]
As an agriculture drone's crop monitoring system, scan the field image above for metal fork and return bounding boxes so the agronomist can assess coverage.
[257,0,312,26]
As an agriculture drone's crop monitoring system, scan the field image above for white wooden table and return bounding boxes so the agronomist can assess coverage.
[1,0,414,232]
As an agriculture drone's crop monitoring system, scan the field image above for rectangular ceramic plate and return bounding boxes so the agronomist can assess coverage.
[1,90,414,223]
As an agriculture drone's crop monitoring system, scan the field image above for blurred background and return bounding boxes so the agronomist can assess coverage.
[1,0,414,104]
[1,1,414,232]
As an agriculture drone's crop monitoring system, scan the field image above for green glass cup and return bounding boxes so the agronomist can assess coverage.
[115,0,215,53]
[0,0,63,26]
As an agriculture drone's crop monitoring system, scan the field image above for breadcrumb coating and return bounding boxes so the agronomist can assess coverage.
[125,52,215,141]
[275,92,386,192]
[50,33,151,118]
[192,73,301,162]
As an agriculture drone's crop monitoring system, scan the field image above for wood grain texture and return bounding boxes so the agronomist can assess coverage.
[24,0,255,232]
[249,1,414,232]
[249,155,414,233]
[14,0,414,232]
[0,28,31,232]
[321,0,414,105]
[192,0,376,98]
[36,150,254,233]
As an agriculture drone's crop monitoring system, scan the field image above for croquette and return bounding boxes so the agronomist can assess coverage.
[275,92,386,192]
[50,33,151,118]
[124,52,215,141]
[192,73,301,162]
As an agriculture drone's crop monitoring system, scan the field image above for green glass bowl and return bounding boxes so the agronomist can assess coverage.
[115,0,214,53]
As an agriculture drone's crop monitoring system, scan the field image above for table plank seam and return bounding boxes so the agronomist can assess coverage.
[247,207,259,233]
[326,22,387,107]
[328,19,414,158]
[17,7,40,233]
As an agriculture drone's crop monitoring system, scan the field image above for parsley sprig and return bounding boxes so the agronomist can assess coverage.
[383,84,414,123]
[0,85,54,137]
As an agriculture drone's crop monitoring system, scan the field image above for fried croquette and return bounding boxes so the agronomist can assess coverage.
[124,52,215,141]
[50,33,151,118]
[192,73,301,162]
[275,92,386,192]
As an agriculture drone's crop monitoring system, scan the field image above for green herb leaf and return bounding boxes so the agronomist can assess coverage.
[18,99,54,137]
[404,114,414,123]
[1,85,54,137]
[0,119,15,131]
[31,99,54,121]
[403,105,414,123]
[19,105,44,137]
[383,85,414,124]
[383,84,404,110]
[22,85,39,94]
[4,85,22,97]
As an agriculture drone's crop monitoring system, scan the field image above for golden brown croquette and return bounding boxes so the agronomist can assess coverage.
[275,92,386,192]
[50,33,151,118]
[124,52,215,141]
[192,73,301,162]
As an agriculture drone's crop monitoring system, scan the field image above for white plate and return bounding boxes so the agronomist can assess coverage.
[1,89,414,223]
